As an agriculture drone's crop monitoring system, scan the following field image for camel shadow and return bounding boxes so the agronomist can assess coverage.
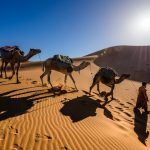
[60,95,113,122]
[134,108,149,146]
[0,86,76,121]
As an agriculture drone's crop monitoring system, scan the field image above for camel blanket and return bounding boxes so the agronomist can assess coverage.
[52,55,73,70]
[0,46,24,59]
[0,46,18,52]
[100,67,116,84]
[53,55,73,65]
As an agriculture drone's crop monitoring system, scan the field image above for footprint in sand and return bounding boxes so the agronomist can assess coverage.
[60,146,69,150]
[126,102,134,106]
[113,110,120,114]
[115,106,123,111]
[114,117,121,121]
[13,144,23,150]
[35,133,52,142]
[119,103,125,106]
[124,106,129,109]
[108,105,113,108]
[0,129,5,139]
[115,99,120,103]
[8,126,18,135]
[123,111,132,117]
[0,129,5,146]
[31,80,38,84]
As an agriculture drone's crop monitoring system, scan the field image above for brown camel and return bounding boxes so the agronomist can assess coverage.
[89,67,130,100]
[0,48,41,83]
[40,57,90,90]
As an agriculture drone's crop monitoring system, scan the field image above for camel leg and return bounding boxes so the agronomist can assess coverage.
[64,74,68,85]
[40,70,48,86]
[97,83,100,94]
[105,84,115,100]
[89,81,97,94]
[9,63,15,80]
[69,74,78,90]
[47,70,54,89]
[0,60,4,78]
[16,62,21,83]
[4,61,8,79]
[89,76,101,94]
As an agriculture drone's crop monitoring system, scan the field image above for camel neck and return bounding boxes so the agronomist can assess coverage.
[115,76,124,84]
[21,52,33,62]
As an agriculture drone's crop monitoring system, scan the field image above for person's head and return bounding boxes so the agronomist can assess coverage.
[142,82,147,87]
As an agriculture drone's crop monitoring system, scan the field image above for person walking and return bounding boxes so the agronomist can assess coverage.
[135,82,149,113]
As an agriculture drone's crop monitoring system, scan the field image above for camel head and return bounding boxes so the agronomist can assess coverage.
[29,48,41,56]
[115,73,130,84]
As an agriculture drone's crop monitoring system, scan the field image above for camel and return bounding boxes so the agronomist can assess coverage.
[89,67,130,100]
[0,48,41,83]
[40,57,90,90]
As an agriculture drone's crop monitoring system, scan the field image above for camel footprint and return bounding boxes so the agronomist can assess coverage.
[8,126,18,135]
[123,111,132,117]
[115,106,123,112]
[126,102,134,106]
[13,144,23,150]
[35,133,52,142]
[0,129,5,146]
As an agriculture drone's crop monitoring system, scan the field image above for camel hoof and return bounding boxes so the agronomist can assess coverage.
[100,91,107,97]
[75,89,78,92]
[104,97,108,101]
[8,77,12,80]
[16,81,21,84]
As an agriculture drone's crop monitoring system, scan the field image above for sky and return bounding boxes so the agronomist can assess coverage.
[1,0,150,61]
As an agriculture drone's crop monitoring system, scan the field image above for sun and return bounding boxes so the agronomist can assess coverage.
[135,14,150,32]
[128,11,150,37]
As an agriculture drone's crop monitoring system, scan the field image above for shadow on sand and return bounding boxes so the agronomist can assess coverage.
[60,94,113,122]
[0,86,76,121]
[134,108,149,146]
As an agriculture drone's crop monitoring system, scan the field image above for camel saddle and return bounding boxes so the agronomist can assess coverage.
[100,67,117,84]
[52,55,73,70]
[53,55,73,64]
[0,46,19,52]
[0,46,24,59]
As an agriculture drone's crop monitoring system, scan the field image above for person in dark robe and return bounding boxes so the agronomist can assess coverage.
[135,82,149,113]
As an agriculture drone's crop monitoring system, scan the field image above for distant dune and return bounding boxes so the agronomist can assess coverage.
[87,45,150,82]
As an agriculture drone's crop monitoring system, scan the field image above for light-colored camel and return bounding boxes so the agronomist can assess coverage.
[40,58,90,90]
[89,67,130,100]
[0,48,41,83]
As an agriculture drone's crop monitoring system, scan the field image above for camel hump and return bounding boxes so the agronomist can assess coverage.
[101,67,118,76]
[53,54,73,65]
[0,46,20,52]
[99,67,117,84]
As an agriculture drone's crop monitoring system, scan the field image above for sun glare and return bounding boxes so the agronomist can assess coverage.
[128,11,150,38]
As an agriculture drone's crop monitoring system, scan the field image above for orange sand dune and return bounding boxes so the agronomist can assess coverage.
[0,58,150,150]
[88,45,150,82]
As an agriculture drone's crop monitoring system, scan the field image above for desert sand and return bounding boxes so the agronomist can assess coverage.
[0,47,150,150]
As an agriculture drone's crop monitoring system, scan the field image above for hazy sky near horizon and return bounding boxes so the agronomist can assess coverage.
[1,0,150,61]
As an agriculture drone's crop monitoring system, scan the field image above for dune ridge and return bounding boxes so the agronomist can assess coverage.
[88,45,150,82]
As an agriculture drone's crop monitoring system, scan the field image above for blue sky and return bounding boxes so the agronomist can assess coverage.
[1,0,150,61]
